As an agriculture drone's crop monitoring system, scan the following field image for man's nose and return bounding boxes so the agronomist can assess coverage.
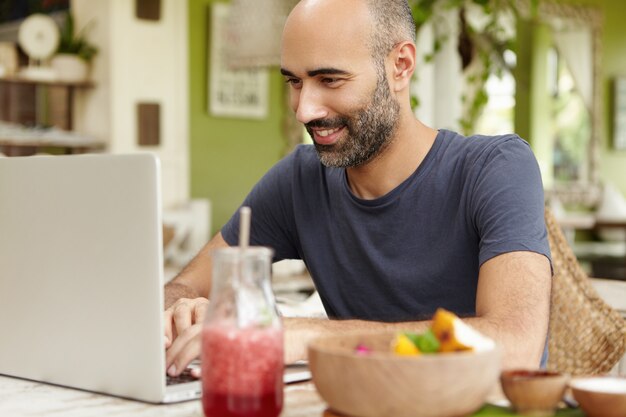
[295,86,327,124]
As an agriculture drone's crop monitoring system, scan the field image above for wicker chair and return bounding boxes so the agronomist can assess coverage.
[545,207,626,375]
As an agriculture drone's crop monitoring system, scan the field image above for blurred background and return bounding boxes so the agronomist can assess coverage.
[0,0,625,284]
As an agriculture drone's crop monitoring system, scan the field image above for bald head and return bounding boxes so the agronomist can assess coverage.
[285,0,416,65]
[281,0,413,168]
[364,0,416,61]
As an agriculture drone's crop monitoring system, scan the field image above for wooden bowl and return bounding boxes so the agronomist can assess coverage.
[308,332,500,417]
[500,370,568,416]
[569,376,626,417]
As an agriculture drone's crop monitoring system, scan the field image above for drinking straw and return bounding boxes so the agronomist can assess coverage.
[236,207,251,326]
[238,206,251,249]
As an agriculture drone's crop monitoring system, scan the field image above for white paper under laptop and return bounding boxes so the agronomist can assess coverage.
[0,154,309,404]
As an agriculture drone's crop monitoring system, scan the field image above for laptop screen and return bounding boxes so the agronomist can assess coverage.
[0,154,169,402]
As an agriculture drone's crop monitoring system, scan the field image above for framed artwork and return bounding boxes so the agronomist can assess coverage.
[614,77,626,150]
[208,3,269,119]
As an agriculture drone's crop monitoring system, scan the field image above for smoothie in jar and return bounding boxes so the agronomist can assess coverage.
[202,323,284,417]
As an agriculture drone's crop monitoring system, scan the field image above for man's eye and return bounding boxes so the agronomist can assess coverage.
[285,78,302,88]
[321,77,346,87]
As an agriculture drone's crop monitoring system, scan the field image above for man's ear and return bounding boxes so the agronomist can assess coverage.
[390,41,416,92]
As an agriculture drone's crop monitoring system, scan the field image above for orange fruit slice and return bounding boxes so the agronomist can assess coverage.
[431,308,494,352]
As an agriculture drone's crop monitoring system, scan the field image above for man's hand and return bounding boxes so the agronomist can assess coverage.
[164,297,208,376]
[162,233,230,376]
[283,318,319,364]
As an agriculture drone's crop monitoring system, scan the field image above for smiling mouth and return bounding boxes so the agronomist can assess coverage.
[311,126,345,146]
[316,127,342,137]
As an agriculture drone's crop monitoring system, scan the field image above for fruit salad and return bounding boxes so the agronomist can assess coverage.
[354,308,494,356]
[387,308,494,356]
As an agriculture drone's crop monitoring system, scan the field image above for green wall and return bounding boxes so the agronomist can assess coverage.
[596,0,626,193]
[516,0,626,195]
[565,0,626,194]
[188,0,288,235]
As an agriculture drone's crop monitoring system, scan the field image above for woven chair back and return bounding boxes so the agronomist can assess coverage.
[545,207,626,374]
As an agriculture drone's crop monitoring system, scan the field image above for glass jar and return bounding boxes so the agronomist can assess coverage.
[201,247,283,417]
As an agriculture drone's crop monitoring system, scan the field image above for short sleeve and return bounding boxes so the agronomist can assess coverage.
[468,136,551,266]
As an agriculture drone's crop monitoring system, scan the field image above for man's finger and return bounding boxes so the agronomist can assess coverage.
[194,301,208,324]
[172,302,193,337]
[163,309,173,348]
[165,323,202,376]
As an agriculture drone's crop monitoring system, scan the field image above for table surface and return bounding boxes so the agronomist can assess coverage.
[0,375,327,417]
[0,373,587,417]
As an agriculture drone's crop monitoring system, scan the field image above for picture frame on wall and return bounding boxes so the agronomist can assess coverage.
[614,77,626,150]
[208,2,269,120]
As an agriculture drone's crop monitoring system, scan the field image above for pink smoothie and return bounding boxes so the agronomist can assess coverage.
[201,324,284,417]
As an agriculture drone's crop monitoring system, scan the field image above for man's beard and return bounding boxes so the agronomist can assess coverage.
[306,73,400,168]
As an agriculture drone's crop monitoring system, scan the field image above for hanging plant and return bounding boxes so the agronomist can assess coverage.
[408,0,539,134]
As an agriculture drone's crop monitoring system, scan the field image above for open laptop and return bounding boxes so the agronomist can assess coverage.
[0,153,309,404]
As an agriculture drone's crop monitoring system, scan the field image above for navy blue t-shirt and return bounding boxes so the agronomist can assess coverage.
[222,129,551,322]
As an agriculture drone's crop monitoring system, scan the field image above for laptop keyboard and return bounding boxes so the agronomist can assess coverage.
[166,368,199,386]
[166,362,312,385]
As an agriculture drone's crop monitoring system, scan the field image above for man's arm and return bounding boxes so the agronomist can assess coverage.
[283,251,551,368]
[164,232,229,309]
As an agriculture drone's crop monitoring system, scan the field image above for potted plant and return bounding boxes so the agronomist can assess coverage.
[51,11,98,82]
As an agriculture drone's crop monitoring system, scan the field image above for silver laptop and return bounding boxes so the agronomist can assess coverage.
[0,153,203,403]
[0,153,310,403]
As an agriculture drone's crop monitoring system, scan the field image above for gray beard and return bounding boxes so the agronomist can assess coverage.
[312,76,400,168]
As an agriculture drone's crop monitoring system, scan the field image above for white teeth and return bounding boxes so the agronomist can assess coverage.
[317,128,340,137]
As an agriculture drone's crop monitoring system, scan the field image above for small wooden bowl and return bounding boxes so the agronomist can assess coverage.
[308,332,500,417]
[569,376,626,417]
[500,369,568,416]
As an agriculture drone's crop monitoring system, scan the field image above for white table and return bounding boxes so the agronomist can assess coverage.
[0,375,325,417]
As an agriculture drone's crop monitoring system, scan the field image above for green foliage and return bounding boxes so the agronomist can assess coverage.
[57,11,98,62]
[411,0,438,30]
[410,95,421,110]
[409,0,526,134]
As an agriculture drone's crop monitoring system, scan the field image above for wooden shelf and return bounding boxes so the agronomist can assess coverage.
[0,76,94,88]
[0,76,95,131]
[0,121,105,156]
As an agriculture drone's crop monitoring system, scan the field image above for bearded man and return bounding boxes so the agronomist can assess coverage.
[163,0,552,376]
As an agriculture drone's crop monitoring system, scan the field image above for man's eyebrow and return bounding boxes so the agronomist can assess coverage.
[307,68,351,77]
[280,67,352,78]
